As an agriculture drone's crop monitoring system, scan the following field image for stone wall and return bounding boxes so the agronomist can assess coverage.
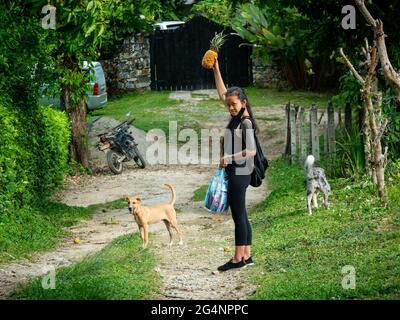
[100,33,151,95]
[252,57,286,89]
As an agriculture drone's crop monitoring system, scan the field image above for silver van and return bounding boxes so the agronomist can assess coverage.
[39,61,107,110]
[154,21,185,30]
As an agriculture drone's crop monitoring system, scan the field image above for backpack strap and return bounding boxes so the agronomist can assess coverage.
[240,116,253,128]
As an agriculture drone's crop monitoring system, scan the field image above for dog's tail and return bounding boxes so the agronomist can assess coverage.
[164,183,176,206]
[304,155,315,177]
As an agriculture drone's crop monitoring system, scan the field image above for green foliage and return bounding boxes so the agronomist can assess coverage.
[0,2,71,210]
[218,0,399,91]
[332,72,362,108]
[230,3,320,90]
[0,103,71,211]
[333,78,399,164]
[10,234,161,299]
[15,0,187,168]
[382,89,400,160]
[0,2,53,106]
[232,4,302,61]
[37,105,71,188]
[388,44,400,69]
[143,0,186,22]
[386,158,400,180]
[335,124,365,178]
[250,159,400,299]
[0,102,24,211]
[190,0,233,26]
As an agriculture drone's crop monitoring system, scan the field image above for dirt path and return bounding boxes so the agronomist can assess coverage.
[0,164,266,299]
[0,91,282,299]
[153,196,266,300]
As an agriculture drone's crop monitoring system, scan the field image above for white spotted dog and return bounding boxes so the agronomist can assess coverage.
[304,155,331,215]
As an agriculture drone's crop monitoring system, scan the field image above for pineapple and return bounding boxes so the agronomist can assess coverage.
[201,31,227,69]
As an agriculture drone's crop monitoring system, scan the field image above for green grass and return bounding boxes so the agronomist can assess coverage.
[0,198,126,265]
[193,185,209,202]
[9,234,160,300]
[90,90,184,134]
[246,87,331,108]
[256,116,284,122]
[266,127,279,138]
[88,88,331,139]
[249,159,400,299]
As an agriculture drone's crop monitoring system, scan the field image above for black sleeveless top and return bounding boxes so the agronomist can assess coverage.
[222,108,256,168]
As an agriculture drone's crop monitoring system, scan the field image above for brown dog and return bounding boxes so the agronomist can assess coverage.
[126,183,183,248]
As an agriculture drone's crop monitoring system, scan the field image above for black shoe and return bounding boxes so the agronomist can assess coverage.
[218,258,246,272]
[245,256,254,266]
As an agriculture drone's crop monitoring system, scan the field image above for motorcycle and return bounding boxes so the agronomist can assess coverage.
[97,117,146,174]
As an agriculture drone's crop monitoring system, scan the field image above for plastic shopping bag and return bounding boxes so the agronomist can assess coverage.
[204,168,229,213]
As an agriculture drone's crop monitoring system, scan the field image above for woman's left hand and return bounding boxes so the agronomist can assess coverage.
[219,157,227,168]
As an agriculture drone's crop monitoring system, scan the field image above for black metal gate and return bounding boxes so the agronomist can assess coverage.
[150,16,252,91]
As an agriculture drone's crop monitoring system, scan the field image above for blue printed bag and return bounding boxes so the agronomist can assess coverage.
[204,168,229,213]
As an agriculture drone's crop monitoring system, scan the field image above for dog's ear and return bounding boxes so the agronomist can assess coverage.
[125,196,130,202]
[135,196,141,202]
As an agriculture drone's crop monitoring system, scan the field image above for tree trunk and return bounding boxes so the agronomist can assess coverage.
[62,85,90,169]
[361,48,388,206]
[361,108,372,176]
[339,44,388,207]
[373,139,388,205]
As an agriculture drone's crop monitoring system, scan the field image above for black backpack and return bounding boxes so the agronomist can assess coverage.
[241,117,269,187]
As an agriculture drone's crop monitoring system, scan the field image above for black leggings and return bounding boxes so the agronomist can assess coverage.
[226,165,252,246]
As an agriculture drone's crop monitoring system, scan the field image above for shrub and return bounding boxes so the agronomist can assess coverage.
[32,105,71,197]
[0,101,71,211]
[0,100,26,211]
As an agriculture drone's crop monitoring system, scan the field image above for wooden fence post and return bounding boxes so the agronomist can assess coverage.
[298,107,307,164]
[296,105,301,163]
[345,96,352,135]
[289,104,297,164]
[327,101,336,159]
[285,103,290,157]
[324,113,328,159]
[310,104,320,162]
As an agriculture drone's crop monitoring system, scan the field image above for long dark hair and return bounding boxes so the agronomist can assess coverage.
[225,86,259,133]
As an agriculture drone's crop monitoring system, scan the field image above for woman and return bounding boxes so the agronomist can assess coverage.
[213,59,257,272]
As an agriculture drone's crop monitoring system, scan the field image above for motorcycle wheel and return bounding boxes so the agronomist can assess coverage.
[106,150,123,174]
[132,145,146,169]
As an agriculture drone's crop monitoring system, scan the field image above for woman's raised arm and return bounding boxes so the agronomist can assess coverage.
[213,59,227,103]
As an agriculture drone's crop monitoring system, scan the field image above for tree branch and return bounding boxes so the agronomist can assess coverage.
[365,47,379,85]
[375,20,400,91]
[354,0,377,27]
[373,118,388,146]
[354,1,400,98]
[339,48,365,84]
